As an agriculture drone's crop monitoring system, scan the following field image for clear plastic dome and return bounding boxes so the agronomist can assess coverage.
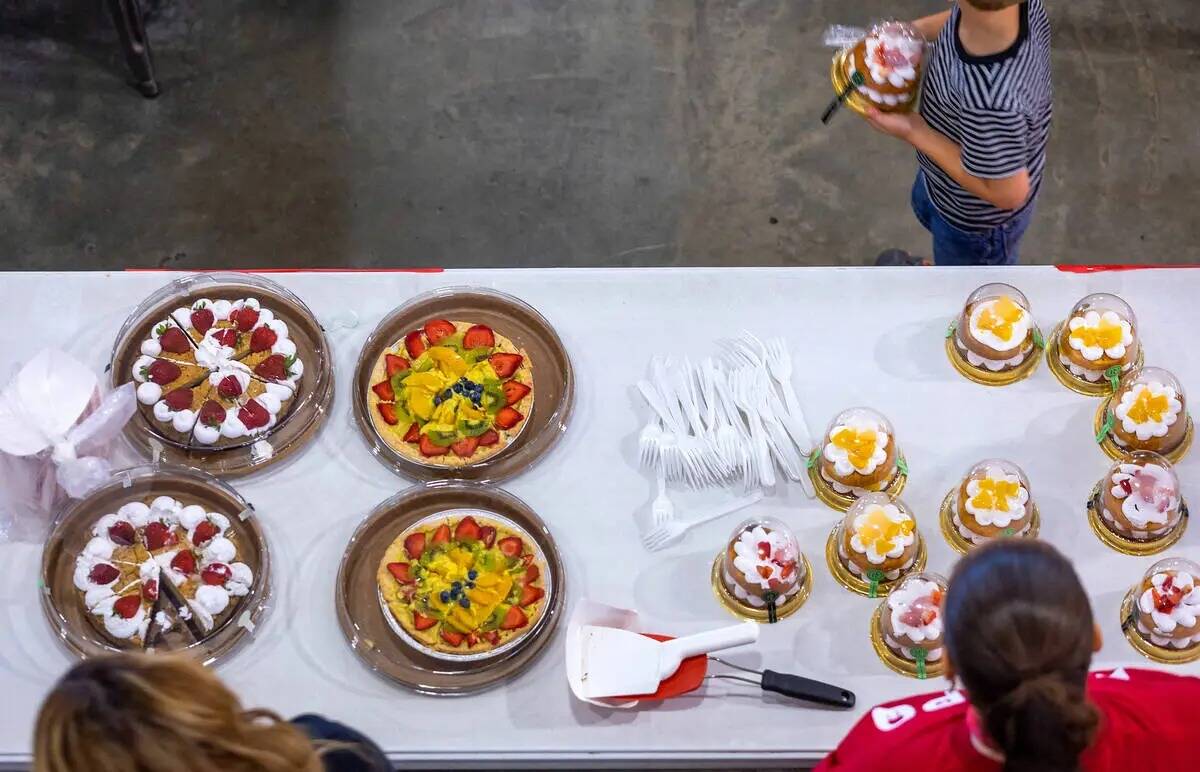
[1111,367,1188,452]
[1134,556,1200,650]
[820,407,897,488]
[721,516,804,609]
[840,493,918,575]
[955,283,1035,360]
[880,570,948,658]
[1059,292,1139,370]
[1097,451,1182,540]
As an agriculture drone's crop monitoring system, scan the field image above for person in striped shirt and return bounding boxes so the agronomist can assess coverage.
[866,0,1052,265]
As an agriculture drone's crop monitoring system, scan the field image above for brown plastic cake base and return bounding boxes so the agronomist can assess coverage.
[1045,322,1144,398]
[870,604,947,680]
[1086,485,1188,556]
[1094,399,1193,464]
[944,328,1043,387]
[824,524,927,599]
[710,552,813,623]
[938,487,1041,555]
[1120,588,1200,665]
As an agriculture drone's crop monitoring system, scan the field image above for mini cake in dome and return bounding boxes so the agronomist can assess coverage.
[817,408,901,502]
[1056,293,1139,389]
[718,517,805,621]
[845,21,926,113]
[877,572,946,676]
[1107,367,1189,457]
[836,493,921,592]
[1133,558,1200,654]
[951,459,1034,547]
[1095,452,1182,545]
[951,284,1038,380]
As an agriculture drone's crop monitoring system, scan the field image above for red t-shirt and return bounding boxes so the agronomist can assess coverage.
[816,668,1200,771]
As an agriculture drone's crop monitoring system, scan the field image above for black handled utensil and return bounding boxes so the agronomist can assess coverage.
[708,656,856,709]
[821,70,864,125]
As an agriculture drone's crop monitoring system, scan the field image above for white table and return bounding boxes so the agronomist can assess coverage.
[2,267,1199,769]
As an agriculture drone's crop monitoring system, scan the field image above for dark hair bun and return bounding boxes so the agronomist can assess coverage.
[988,672,1099,772]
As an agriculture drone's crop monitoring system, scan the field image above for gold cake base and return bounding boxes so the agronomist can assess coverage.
[825,524,927,598]
[1120,588,1200,665]
[711,553,813,623]
[829,48,919,118]
[1046,322,1144,397]
[938,487,1041,555]
[1094,399,1193,464]
[870,604,947,680]
[808,453,908,514]
[944,331,1042,387]
[1086,485,1188,556]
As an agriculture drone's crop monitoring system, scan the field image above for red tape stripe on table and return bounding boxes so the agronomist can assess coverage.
[1056,264,1200,272]
[125,267,444,273]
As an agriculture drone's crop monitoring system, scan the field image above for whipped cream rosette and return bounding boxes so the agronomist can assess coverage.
[814,407,904,508]
[1052,293,1141,393]
[949,283,1041,384]
[831,493,923,597]
[716,516,809,622]
[1091,452,1185,554]
[875,572,948,678]
[1127,558,1200,660]
[843,21,925,113]
[1101,367,1192,460]
[945,459,1036,550]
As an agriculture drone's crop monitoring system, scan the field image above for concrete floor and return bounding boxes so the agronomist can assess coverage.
[1,0,1197,269]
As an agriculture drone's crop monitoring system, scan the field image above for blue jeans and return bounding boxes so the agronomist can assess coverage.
[911,171,1034,265]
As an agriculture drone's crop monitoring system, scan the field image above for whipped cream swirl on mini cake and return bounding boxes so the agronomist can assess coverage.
[849,25,923,107]
[850,502,915,565]
[725,525,801,607]
[1116,382,1182,442]
[1067,311,1133,362]
[1110,463,1179,530]
[824,417,889,477]
[964,467,1028,529]
[886,579,944,660]
[1139,572,1200,648]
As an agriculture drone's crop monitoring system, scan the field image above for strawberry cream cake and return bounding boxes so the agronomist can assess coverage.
[1134,560,1200,652]
[1096,453,1182,544]
[720,518,804,614]
[879,573,946,670]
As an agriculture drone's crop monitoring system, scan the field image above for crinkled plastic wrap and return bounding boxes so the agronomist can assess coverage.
[0,349,137,542]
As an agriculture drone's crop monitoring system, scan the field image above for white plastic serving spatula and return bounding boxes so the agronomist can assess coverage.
[580,621,759,699]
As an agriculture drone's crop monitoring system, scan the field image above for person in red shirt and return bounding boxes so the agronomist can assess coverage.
[817,540,1200,771]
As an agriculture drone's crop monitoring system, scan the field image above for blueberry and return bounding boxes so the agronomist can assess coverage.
[449,587,459,599]
[467,582,475,589]
[452,581,462,589]
[468,570,478,580]
[433,395,442,405]
[459,597,470,609]
[440,591,450,603]
[443,390,453,400]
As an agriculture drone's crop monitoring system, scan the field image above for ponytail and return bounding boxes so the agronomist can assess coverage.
[985,671,1099,772]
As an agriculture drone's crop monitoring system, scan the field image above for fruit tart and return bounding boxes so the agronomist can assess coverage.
[367,319,533,466]
[1132,558,1200,654]
[832,493,923,596]
[1103,367,1191,459]
[877,572,946,677]
[1093,452,1184,547]
[1053,293,1140,391]
[815,408,903,505]
[948,459,1035,548]
[950,284,1039,382]
[129,297,304,449]
[718,517,807,621]
[377,511,548,656]
[72,495,255,647]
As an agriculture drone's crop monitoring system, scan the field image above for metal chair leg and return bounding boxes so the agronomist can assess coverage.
[104,0,160,98]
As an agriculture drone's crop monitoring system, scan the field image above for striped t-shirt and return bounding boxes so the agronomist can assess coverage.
[917,0,1053,230]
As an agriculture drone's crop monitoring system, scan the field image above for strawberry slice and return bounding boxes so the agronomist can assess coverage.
[423,319,457,344]
[254,354,288,381]
[250,325,278,353]
[488,353,523,379]
[404,331,426,360]
[192,520,220,546]
[143,521,177,550]
[213,328,239,348]
[88,563,120,584]
[377,403,399,426]
[201,563,232,586]
[454,516,482,542]
[163,387,192,411]
[190,307,215,333]
[386,562,415,584]
[419,435,450,457]
[217,375,243,398]
[412,612,438,631]
[477,430,500,447]
[440,629,465,647]
[402,422,420,443]
[479,525,497,548]
[499,606,529,631]
[385,354,410,376]
[482,630,500,645]
[466,632,479,647]
[521,553,535,567]
[497,536,524,558]
[146,359,181,385]
[232,306,260,332]
[198,400,226,428]
[502,381,531,406]
[113,595,141,619]
[519,585,545,607]
[371,380,395,402]
[171,550,197,575]
[107,521,136,546]
[142,579,158,602]
[463,325,495,349]
[431,524,451,544]
[450,436,479,459]
[525,564,540,584]
[238,400,271,430]
[158,326,192,354]
[494,407,524,430]
[404,532,426,560]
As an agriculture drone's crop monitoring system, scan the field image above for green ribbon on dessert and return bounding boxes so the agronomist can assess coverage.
[945,320,957,340]
[1096,410,1116,444]
[1105,365,1122,393]
[912,646,928,679]
[764,591,779,624]
[867,569,885,599]
[1032,327,1046,350]
[1001,527,1015,538]
[896,455,909,477]
[806,450,819,471]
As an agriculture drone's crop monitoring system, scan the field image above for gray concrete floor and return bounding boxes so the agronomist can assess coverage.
[1,0,1197,269]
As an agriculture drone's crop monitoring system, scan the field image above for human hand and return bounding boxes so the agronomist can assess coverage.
[863,107,924,143]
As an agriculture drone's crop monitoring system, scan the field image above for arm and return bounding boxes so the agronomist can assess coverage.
[911,10,951,41]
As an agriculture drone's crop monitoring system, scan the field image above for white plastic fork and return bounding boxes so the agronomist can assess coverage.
[764,337,817,462]
[642,490,765,551]
[650,470,674,527]
[729,369,776,488]
[745,370,806,482]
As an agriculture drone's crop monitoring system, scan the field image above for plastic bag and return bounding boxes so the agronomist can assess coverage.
[823,25,866,49]
[0,349,137,542]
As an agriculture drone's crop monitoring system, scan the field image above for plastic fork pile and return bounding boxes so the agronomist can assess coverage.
[637,332,816,496]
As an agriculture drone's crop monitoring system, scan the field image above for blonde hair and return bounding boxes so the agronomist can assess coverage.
[35,654,324,772]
